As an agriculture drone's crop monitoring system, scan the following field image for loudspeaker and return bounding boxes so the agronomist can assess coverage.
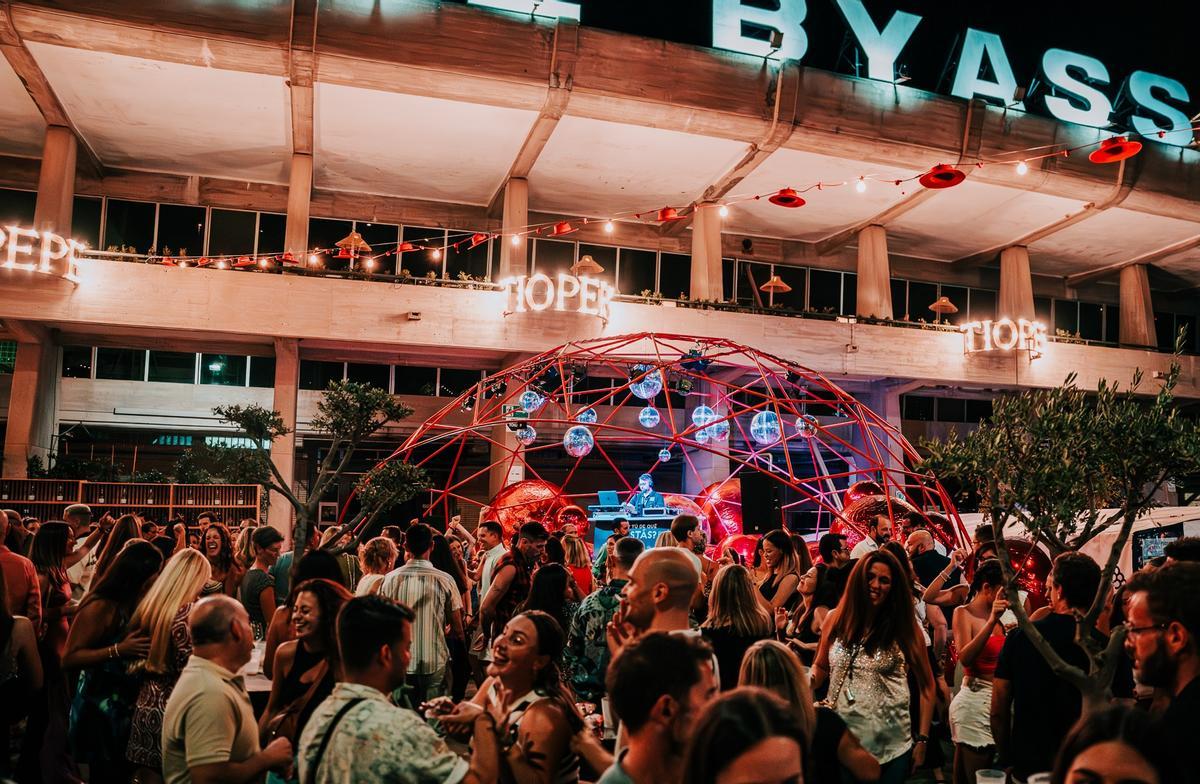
[740,474,781,535]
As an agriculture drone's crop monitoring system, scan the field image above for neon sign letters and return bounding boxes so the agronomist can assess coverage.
[501,273,614,322]
[466,0,1196,147]
[0,226,80,283]
[961,318,1047,357]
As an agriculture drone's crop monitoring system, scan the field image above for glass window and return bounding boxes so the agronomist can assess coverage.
[201,354,247,386]
[841,273,857,316]
[1154,313,1175,351]
[736,260,770,306]
[103,199,156,254]
[394,365,438,396]
[440,368,482,397]
[156,204,205,257]
[618,249,657,296]
[401,226,447,278]
[768,264,804,310]
[61,345,92,379]
[347,362,390,391]
[808,269,841,313]
[901,395,934,421]
[1055,300,1079,336]
[578,244,618,289]
[209,209,257,257]
[0,341,15,374]
[940,285,968,325]
[1034,296,1053,325]
[965,399,993,423]
[657,252,690,300]
[1177,314,1197,353]
[148,351,196,384]
[532,239,575,278]
[890,279,908,319]
[968,288,996,323]
[1078,302,1103,341]
[356,222,400,276]
[299,360,344,390]
[937,398,966,422]
[907,281,937,322]
[0,188,36,227]
[721,258,735,302]
[447,230,490,282]
[309,217,354,271]
[248,356,276,388]
[257,212,286,255]
[1105,305,1120,345]
[72,197,102,249]
[96,348,146,381]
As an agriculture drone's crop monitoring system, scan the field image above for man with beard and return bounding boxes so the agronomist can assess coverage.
[598,633,718,784]
[1124,563,1200,783]
[849,513,892,560]
[610,548,698,647]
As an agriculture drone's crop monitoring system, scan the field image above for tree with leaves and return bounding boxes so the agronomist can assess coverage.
[213,380,428,572]
[921,362,1200,709]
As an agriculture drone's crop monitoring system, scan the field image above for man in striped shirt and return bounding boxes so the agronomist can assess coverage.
[377,523,464,707]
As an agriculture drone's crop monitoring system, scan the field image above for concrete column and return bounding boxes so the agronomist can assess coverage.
[690,203,724,302]
[855,224,892,319]
[268,338,300,538]
[683,382,730,497]
[857,383,908,486]
[498,178,529,280]
[488,425,525,500]
[1119,264,1157,347]
[998,246,1035,321]
[2,336,59,477]
[33,126,77,235]
[284,153,313,257]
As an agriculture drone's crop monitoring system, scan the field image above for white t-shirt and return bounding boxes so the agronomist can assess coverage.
[850,537,878,560]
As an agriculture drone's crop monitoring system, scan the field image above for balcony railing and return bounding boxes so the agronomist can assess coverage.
[0,479,262,524]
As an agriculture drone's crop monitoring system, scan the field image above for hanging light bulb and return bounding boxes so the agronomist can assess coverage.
[718,205,729,218]
[431,248,442,261]
[603,220,615,234]
[510,234,521,246]
[855,177,867,193]
[1016,160,1029,175]
[308,254,318,266]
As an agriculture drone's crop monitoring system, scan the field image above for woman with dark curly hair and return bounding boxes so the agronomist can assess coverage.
[199,523,243,597]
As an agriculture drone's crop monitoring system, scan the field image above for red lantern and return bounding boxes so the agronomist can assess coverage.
[469,232,489,249]
[335,247,352,259]
[1088,136,1142,164]
[767,188,806,208]
[551,221,575,237]
[918,164,966,189]
[656,206,684,222]
[281,252,296,263]
[234,256,254,268]
[397,242,416,252]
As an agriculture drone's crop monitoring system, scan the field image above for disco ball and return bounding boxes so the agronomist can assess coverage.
[750,410,782,446]
[795,413,819,438]
[629,364,664,400]
[563,425,595,458]
[515,425,537,446]
[695,427,712,444]
[519,390,544,413]
[576,408,598,424]
[658,448,671,462]
[692,405,716,428]
[639,406,661,428]
[706,416,730,441]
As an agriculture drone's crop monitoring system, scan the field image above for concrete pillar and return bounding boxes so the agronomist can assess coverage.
[284,153,313,257]
[1119,264,1157,347]
[855,224,892,319]
[33,126,77,235]
[998,246,1035,321]
[683,382,730,497]
[498,178,529,280]
[690,203,724,302]
[857,383,907,487]
[2,336,59,477]
[488,425,525,499]
[268,338,300,538]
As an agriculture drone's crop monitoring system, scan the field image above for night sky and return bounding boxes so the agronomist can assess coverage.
[523,1,1200,111]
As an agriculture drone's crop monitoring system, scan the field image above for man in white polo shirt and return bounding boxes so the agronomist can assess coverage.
[850,514,893,560]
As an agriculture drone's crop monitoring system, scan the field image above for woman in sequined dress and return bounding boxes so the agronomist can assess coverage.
[811,548,935,784]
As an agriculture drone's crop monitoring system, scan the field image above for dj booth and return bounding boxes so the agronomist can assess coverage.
[588,490,679,550]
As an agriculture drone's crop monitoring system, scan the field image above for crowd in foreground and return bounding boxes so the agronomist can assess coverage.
[0,502,1197,784]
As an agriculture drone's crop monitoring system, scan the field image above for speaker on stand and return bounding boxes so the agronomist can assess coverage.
[739,473,782,535]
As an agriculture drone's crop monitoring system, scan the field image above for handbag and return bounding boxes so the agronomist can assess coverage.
[818,642,861,709]
[263,659,330,745]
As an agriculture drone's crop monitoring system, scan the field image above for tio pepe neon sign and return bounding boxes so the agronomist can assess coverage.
[501,273,615,322]
[961,318,1047,357]
[0,226,81,282]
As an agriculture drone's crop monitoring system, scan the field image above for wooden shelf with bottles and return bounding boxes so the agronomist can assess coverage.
[0,479,262,524]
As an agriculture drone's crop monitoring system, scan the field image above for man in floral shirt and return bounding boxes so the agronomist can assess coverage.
[565,536,644,702]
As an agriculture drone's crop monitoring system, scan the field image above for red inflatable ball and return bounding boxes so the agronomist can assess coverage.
[663,494,709,541]
[486,479,569,542]
[719,533,761,566]
[699,478,743,546]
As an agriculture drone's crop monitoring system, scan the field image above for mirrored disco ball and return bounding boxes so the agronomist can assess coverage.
[658,448,671,462]
[750,410,782,445]
[795,414,819,438]
[563,425,595,458]
[629,364,664,400]
[707,415,730,441]
[695,427,712,445]
[519,390,544,413]
[576,408,598,424]
[515,425,537,446]
[691,405,716,428]
[639,406,661,428]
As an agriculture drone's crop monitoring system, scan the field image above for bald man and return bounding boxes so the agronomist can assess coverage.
[620,548,699,634]
[162,596,291,784]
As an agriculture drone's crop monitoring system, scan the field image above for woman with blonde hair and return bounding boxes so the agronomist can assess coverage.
[125,548,211,783]
[355,536,397,596]
[561,534,593,595]
[700,564,773,690]
[738,639,880,784]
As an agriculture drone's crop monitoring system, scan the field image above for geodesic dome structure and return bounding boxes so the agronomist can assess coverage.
[387,333,966,548]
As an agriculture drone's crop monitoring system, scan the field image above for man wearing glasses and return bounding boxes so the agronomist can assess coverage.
[1124,563,1200,784]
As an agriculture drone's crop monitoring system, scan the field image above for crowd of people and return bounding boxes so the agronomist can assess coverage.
[0,501,1198,784]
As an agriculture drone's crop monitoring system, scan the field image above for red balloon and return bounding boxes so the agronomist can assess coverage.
[720,533,760,565]
[662,493,709,539]
[486,479,569,542]
[699,478,743,545]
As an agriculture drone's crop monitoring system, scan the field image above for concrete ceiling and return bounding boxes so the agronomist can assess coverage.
[1030,209,1200,272]
[0,55,46,157]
